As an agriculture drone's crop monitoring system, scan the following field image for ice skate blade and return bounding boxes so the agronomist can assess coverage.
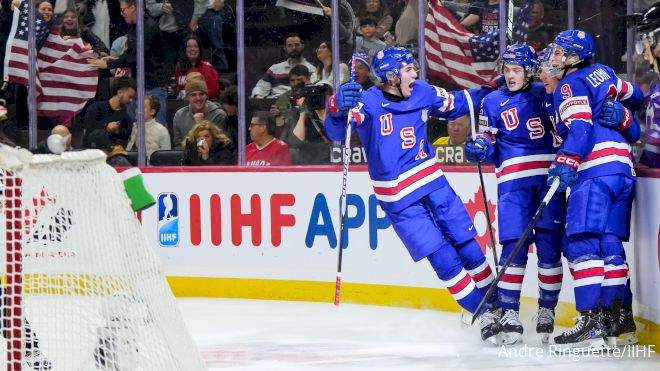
[616,332,638,346]
[483,333,501,346]
[555,338,606,352]
[501,332,522,346]
[539,333,550,345]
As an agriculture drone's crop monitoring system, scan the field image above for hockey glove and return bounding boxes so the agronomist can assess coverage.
[328,82,362,115]
[599,100,633,132]
[547,152,580,192]
[481,75,506,93]
[465,133,494,162]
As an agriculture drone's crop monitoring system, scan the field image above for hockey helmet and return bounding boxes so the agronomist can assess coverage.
[500,43,539,77]
[372,47,417,84]
[537,46,563,78]
[551,30,595,62]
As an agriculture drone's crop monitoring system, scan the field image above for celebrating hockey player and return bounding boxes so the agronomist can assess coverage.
[324,47,504,344]
[464,44,565,345]
[542,30,643,349]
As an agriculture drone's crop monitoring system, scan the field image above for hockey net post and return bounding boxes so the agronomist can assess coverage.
[0,146,206,370]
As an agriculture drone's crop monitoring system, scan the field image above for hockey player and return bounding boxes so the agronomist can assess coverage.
[324,47,504,344]
[542,30,643,349]
[636,2,660,168]
[464,44,565,345]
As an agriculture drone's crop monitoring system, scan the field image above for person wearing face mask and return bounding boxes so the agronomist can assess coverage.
[465,44,566,346]
[324,47,506,345]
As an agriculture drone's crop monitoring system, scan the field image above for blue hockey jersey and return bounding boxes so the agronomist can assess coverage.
[479,82,560,193]
[552,63,644,181]
[325,80,487,212]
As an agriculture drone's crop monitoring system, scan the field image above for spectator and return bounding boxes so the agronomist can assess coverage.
[73,0,95,29]
[393,0,418,46]
[58,7,108,56]
[526,0,556,53]
[35,0,54,23]
[352,52,375,90]
[182,119,234,165]
[272,65,312,122]
[126,93,171,160]
[86,128,132,167]
[197,0,233,73]
[86,0,124,50]
[280,81,333,165]
[146,0,208,83]
[432,114,471,146]
[83,76,136,148]
[218,85,242,147]
[355,15,387,58]
[172,72,228,150]
[311,41,349,86]
[246,111,291,166]
[461,0,499,34]
[251,33,316,99]
[356,0,393,39]
[34,125,72,154]
[174,34,220,100]
[88,0,170,125]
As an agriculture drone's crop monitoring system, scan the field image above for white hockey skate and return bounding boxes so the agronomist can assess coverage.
[500,309,523,345]
[479,307,502,345]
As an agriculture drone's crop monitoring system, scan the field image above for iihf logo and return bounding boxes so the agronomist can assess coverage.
[158,193,179,247]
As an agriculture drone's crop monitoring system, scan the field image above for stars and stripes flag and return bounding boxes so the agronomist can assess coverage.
[3,0,99,124]
[424,0,533,88]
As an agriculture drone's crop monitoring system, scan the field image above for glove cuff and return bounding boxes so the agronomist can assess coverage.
[555,153,581,170]
[618,107,632,131]
[482,75,505,91]
[328,94,340,114]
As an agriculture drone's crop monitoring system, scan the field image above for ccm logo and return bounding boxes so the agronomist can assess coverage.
[556,155,580,169]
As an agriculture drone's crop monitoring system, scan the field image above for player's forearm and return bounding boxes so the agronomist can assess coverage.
[561,120,593,159]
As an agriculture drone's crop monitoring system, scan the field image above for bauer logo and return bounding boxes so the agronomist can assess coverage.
[158,193,179,247]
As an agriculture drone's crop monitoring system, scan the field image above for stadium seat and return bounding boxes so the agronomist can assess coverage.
[149,150,184,166]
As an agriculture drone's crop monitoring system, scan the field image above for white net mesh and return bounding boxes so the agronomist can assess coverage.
[1,148,206,371]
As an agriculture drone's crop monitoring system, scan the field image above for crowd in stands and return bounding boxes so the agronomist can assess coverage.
[0,0,654,168]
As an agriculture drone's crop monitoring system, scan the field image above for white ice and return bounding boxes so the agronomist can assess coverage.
[180,298,660,371]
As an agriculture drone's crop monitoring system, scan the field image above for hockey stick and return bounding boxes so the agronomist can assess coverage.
[471,177,561,324]
[463,90,499,274]
[334,57,356,306]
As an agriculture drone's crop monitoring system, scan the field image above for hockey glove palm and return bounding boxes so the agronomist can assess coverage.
[548,153,580,192]
[329,82,362,115]
[465,133,494,162]
[599,100,632,131]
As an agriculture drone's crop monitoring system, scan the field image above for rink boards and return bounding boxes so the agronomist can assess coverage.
[140,166,658,346]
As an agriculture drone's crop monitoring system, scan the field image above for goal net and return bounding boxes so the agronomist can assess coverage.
[0,146,206,371]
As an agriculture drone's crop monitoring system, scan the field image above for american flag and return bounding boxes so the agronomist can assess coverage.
[425,0,533,88]
[3,0,99,124]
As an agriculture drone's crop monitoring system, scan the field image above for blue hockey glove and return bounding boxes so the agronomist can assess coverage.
[599,100,632,131]
[481,75,506,92]
[465,133,494,162]
[547,152,580,192]
[328,82,362,115]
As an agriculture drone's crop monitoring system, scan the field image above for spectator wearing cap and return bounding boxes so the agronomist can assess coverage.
[246,111,291,166]
[311,40,349,86]
[172,72,227,150]
[352,52,375,90]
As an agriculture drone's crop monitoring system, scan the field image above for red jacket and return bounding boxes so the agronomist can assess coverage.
[175,60,221,99]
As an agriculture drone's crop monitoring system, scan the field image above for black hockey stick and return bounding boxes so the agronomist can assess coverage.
[463,90,499,274]
[471,177,561,324]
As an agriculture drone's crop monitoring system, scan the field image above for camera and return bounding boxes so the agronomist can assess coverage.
[291,82,329,111]
[197,138,205,147]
